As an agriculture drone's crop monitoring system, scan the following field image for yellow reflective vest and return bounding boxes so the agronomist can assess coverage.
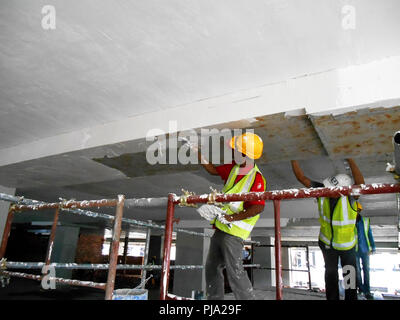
[213,164,266,240]
[317,196,357,250]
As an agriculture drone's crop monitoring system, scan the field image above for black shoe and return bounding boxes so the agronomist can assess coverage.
[365,293,374,300]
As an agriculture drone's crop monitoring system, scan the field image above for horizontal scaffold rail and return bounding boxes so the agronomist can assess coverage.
[4,261,260,270]
[4,262,204,270]
[174,183,400,204]
[0,270,106,290]
[0,193,208,238]
[0,193,169,209]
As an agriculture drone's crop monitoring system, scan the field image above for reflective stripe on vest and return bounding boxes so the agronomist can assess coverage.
[214,164,266,240]
[318,196,357,250]
[319,232,357,249]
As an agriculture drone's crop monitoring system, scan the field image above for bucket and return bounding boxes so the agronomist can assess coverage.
[112,289,148,300]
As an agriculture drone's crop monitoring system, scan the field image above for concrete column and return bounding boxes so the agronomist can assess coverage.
[281,246,290,287]
[51,226,80,279]
[252,236,274,289]
[146,234,163,296]
[0,185,15,243]
[148,235,163,265]
[173,228,212,298]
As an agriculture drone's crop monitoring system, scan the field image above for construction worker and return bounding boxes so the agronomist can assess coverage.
[291,158,364,300]
[354,202,376,300]
[189,132,266,300]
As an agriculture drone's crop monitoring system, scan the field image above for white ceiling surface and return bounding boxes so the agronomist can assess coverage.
[0,1,399,240]
[1,0,400,150]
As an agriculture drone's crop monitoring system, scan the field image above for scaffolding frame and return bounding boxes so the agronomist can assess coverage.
[0,194,205,299]
[160,183,400,300]
[1,182,399,300]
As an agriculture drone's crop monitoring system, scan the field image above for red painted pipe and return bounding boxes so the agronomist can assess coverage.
[45,207,60,265]
[105,195,125,300]
[273,200,283,300]
[160,193,176,300]
[175,184,400,204]
[0,206,15,259]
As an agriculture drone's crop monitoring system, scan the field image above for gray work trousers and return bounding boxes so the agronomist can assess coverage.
[205,228,256,300]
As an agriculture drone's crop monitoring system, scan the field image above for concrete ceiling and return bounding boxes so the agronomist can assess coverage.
[0,1,399,243]
[1,0,400,149]
[4,105,399,243]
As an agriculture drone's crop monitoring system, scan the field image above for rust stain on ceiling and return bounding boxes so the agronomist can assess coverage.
[243,112,326,163]
[310,106,400,158]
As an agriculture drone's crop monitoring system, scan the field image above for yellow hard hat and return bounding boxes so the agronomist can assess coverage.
[229,132,263,160]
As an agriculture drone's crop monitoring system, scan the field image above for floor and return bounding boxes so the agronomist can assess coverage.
[0,278,325,300]
[1,278,398,300]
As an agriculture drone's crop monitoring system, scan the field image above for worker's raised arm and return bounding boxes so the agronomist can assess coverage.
[193,145,219,176]
[346,158,365,185]
[291,160,312,188]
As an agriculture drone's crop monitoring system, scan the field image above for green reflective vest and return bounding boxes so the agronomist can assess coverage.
[355,217,372,252]
[317,196,357,250]
[213,164,266,240]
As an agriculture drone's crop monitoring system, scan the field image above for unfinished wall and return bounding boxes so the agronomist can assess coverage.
[75,231,105,264]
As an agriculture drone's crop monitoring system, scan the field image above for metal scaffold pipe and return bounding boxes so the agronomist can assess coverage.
[393,131,400,175]
[0,271,106,290]
[3,261,205,270]
[0,193,209,238]
[125,197,168,208]
[175,183,400,204]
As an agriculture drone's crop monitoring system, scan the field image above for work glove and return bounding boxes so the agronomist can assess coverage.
[196,204,232,228]
[178,136,198,151]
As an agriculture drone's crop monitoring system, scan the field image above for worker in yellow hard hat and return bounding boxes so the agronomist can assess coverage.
[187,131,266,300]
[229,132,264,163]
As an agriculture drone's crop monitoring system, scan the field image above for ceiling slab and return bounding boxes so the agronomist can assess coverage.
[309,106,400,159]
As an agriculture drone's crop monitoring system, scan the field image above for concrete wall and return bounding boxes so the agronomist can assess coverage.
[173,228,212,298]
[252,236,274,290]
[0,185,15,243]
[51,226,80,279]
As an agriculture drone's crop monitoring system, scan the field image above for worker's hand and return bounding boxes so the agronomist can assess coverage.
[217,214,232,229]
[179,137,198,151]
[223,214,235,222]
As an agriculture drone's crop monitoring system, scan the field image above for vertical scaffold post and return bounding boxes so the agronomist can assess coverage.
[44,207,60,265]
[160,194,175,300]
[105,195,125,300]
[274,199,283,300]
[0,206,15,259]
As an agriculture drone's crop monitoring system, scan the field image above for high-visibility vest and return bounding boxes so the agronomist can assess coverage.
[355,217,372,252]
[213,164,266,240]
[317,196,357,250]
